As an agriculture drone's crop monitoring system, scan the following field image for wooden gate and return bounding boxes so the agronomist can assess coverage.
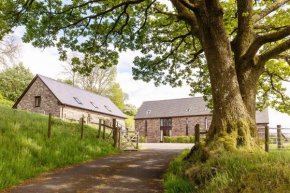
[118,129,139,150]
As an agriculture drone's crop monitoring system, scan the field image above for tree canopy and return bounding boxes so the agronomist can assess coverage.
[1,0,289,114]
[2,0,290,150]
[0,62,34,102]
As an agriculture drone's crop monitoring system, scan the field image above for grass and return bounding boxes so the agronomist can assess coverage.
[0,106,121,191]
[164,149,290,193]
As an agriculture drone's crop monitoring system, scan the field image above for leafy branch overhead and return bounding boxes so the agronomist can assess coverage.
[1,0,290,114]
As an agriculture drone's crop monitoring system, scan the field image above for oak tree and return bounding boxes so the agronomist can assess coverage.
[2,0,290,151]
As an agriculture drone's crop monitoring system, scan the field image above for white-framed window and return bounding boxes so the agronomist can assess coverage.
[186,107,191,112]
[73,97,82,104]
[146,110,151,114]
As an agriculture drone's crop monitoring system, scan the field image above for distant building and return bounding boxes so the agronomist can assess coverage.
[135,97,269,143]
[13,75,126,125]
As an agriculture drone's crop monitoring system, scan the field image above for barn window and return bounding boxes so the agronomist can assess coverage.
[91,102,98,108]
[146,110,151,114]
[35,96,41,107]
[73,97,82,104]
[104,105,112,112]
[160,118,172,126]
[186,107,191,112]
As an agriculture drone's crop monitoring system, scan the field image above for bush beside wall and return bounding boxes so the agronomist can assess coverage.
[164,136,194,143]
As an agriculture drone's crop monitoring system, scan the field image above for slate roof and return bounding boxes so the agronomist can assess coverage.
[14,75,126,119]
[135,97,269,124]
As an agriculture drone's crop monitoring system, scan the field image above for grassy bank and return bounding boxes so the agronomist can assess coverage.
[0,106,120,191]
[164,149,290,193]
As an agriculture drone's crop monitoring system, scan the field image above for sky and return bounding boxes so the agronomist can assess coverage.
[11,26,290,128]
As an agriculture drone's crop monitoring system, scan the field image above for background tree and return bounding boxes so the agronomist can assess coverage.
[107,83,125,111]
[2,0,290,151]
[0,63,34,102]
[78,65,117,95]
[61,53,79,86]
[0,35,21,68]
[123,104,137,116]
[62,53,117,95]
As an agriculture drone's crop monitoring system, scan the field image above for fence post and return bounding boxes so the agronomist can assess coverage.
[137,132,139,149]
[48,113,52,138]
[98,119,102,138]
[103,120,106,139]
[113,119,117,148]
[118,129,121,149]
[265,125,269,152]
[81,117,84,139]
[195,124,200,144]
[277,125,283,149]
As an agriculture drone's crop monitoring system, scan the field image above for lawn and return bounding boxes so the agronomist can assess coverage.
[164,148,290,193]
[0,106,120,191]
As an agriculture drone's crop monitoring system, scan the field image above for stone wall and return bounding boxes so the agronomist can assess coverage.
[135,119,160,143]
[172,116,212,136]
[136,116,269,143]
[17,77,61,117]
[62,106,126,128]
[135,115,212,143]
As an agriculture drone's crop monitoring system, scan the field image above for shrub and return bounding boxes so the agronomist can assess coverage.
[0,93,14,108]
[139,137,146,143]
[164,136,194,143]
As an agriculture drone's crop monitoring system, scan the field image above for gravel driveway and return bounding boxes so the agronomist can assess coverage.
[6,143,193,193]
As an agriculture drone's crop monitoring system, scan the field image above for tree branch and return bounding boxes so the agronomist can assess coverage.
[170,0,199,36]
[252,0,290,23]
[242,26,290,60]
[274,54,290,65]
[57,0,146,30]
[137,0,156,33]
[160,32,191,43]
[187,49,203,64]
[258,38,290,64]
[178,0,200,11]
[267,71,290,107]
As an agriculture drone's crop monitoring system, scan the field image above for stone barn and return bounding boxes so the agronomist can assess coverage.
[13,75,126,126]
[135,97,269,143]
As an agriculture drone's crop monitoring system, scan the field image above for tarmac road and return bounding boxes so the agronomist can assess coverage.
[6,143,193,193]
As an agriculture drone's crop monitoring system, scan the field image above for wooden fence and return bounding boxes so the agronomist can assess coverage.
[47,114,139,150]
[262,125,290,152]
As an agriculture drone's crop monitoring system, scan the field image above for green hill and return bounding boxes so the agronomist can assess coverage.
[0,106,120,191]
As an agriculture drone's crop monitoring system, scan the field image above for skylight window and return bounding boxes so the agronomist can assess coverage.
[186,108,191,112]
[104,105,112,112]
[73,97,82,104]
[91,102,98,108]
[146,110,151,114]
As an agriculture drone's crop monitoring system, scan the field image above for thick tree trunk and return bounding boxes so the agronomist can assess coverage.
[236,63,264,138]
[194,3,257,150]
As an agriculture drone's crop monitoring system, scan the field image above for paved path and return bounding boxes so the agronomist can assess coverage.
[7,143,193,193]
